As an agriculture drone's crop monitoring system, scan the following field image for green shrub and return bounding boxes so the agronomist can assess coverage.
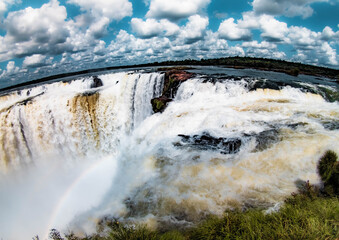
[318,150,339,195]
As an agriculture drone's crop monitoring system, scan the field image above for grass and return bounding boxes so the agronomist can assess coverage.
[47,150,339,240]
[188,194,338,240]
[47,195,339,240]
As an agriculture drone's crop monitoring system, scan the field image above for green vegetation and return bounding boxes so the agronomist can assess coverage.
[47,150,339,240]
[318,150,339,195]
[151,97,167,113]
[189,196,338,240]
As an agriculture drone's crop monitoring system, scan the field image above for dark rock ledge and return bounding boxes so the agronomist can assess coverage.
[176,133,242,155]
[151,69,194,113]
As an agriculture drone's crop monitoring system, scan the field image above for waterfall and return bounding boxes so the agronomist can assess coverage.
[0,72,164,173]
[0,69,338,239]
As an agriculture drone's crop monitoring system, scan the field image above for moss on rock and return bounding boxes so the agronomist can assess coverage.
[151,97,172,113]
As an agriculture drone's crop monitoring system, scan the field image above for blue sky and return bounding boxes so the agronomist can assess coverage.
[0,0,338,84]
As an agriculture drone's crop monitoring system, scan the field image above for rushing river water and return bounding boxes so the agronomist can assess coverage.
[0,66,338,239]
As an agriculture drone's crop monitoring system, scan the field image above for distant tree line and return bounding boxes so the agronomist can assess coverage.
[1,57,338,93]
[150,57,339,79]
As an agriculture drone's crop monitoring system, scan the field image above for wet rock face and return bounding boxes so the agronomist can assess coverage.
[163,70,194,98]
[174,129,282,155]
[90,76,103,89]
[251,129,280,152]
[151,96,172,113]
[151,69,194,113]
[167,70,194,82]
[176,132,242,154]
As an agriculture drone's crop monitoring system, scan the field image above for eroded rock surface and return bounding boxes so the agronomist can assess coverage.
[151,69,194,113]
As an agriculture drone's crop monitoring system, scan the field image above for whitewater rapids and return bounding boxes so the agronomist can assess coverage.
[0,68,338,239]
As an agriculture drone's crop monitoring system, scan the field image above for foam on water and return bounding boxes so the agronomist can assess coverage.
[118,78,338,225]
[0,72,338,239]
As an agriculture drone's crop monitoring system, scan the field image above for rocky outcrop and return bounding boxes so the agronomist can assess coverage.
[90,76,103,89]
[251,129,279,152]
[175,129,283,155]
[176,132,242,154]
[151,96,172,113]
[151,69,194,113]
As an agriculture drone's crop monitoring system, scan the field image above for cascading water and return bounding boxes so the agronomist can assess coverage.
[0,68,338,239]
[0,71,164,239]
[0,72,164,171]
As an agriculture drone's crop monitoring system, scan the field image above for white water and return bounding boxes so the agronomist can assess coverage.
[0,71,338,239]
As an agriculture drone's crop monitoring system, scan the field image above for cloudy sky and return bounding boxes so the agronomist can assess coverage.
[0,0,338,85]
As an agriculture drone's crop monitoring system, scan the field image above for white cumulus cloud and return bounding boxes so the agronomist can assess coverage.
[106,28,246,67]
[226,11,338,66]
[321,26,339,41]
[0,0,20,18]
[85,17,110,39]
[287,26,320,48]
[286,26,338,66]
[67,0,132,20]
[1,0,70,61]
[218,18,252,41]
[0,0,113,66]
[4,1,68,44]
[319,42,338,65]
[146,0,211,20]
[180,15,209,43]
[238,13,288,42]
[0,61,20,79]
[131,18,180,38]
[242,40,276,49]
[108,30,172,65]
[252,0,327,18]
[258,15,289,42]
[292,42,338,66]
[242,40,285,59]
[23,54,53,68]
